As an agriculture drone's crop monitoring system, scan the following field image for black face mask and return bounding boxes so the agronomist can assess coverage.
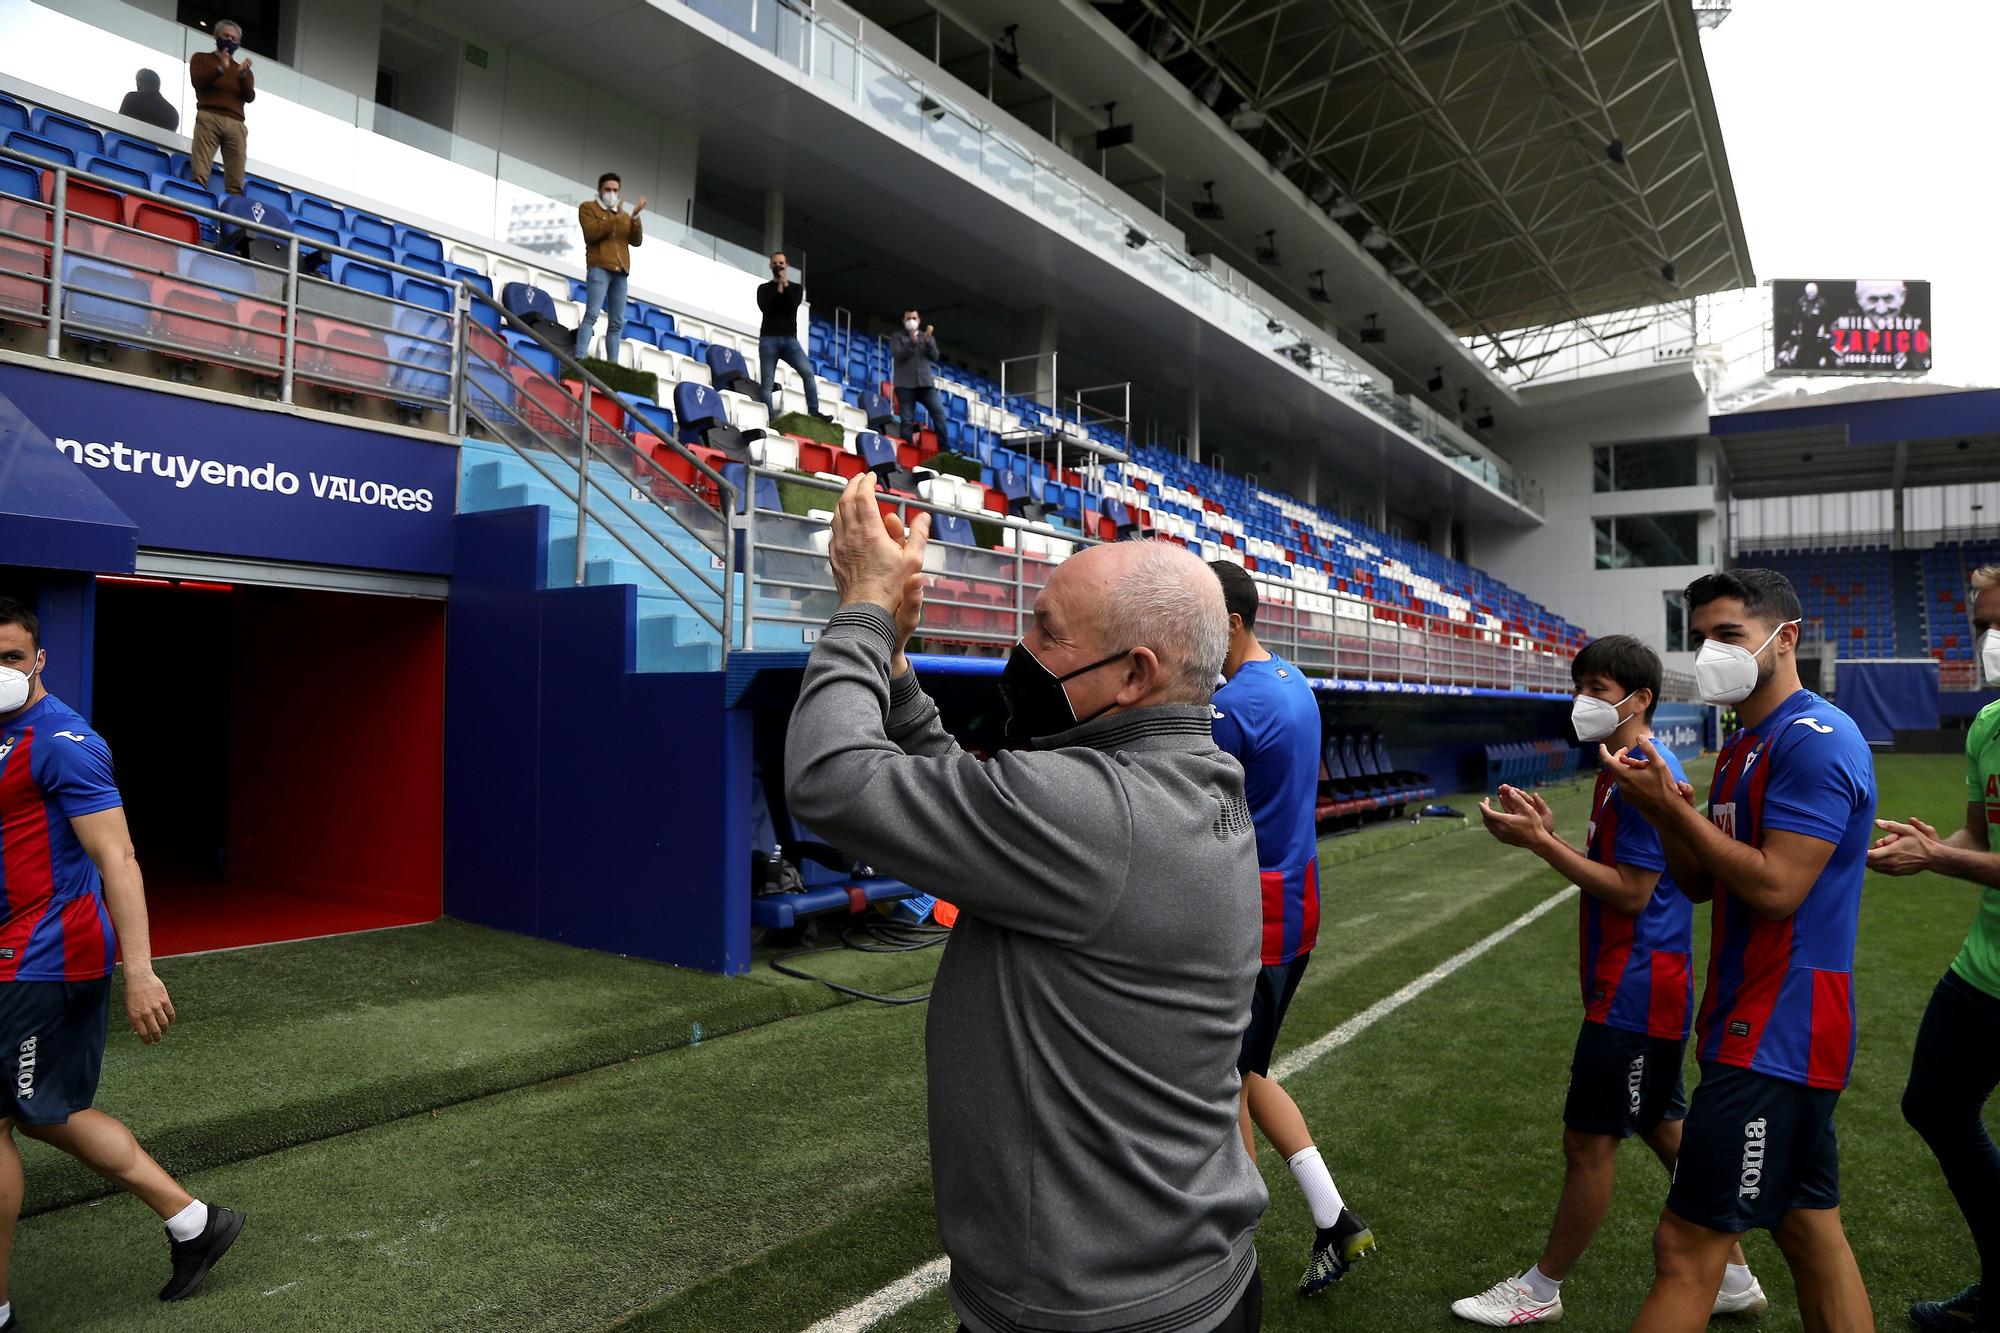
[999,641,1130,746]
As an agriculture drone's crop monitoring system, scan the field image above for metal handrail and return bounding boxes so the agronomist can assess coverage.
[743,465,1578,693]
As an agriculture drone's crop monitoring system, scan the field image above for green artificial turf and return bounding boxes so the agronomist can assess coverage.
[20,918,944,1216]
[15,754,1982,1333]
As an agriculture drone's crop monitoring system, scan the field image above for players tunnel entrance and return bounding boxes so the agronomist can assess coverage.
[91,577,444,956]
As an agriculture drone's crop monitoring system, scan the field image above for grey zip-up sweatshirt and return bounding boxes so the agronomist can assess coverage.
[786,606,1268,1333]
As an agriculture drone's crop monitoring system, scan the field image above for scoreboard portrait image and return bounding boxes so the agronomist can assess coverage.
[1773,278,1933,374]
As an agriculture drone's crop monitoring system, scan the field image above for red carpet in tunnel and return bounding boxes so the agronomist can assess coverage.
[141,871,438,958]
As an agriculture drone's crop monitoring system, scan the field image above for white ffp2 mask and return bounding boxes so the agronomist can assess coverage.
[0,663,35,713]
[1571,690,1636,743]
[1980,628,2000,688]
[1694,619,1799,705]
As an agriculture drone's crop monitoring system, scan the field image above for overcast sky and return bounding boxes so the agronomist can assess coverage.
[1700,0,2000,387]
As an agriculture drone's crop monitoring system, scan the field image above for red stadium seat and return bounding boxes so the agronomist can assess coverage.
[0,237,47,321]
[127,199,201,250]
[152,277,237,360]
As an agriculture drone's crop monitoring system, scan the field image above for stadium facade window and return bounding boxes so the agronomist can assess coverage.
[1594,512,1704,569]
[1593,438,1698,492]
[1664,591,1688,652]
[177,0,280,56]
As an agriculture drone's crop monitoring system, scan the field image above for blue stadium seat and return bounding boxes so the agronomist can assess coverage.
[293,194,344,232]
[59,255,151,339]
[0,159,39,201]
[333,257,394,299]
[80,153,147,191]
[861,390,895,430]
[934,513,975,547]
[504,333,561,381]
[28,109,102,161]
[400,255,446,277]
[346,236,394,263]
[704,343,754,394]
[242,175,292,215]
[345,210,395,248]
[0,97,26,138]
[447,264,491,294]
[500,281,556,329]
[673,381,728,434]
[618,394,675,439]
[855,431,897,474]
[396,227,443,264]
[179,249,257,295]
[4,132,75,168]
[105,133,172,179]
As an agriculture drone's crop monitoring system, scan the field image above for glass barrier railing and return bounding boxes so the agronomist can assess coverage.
[4,0,775,300]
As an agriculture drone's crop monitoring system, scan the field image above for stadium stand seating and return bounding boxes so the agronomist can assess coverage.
[1482,739,1586,792]
[1736,546,1895,659]
[1921,538,2000,666]
[1740,540,1999,669]
[0,85,1590,671]
[1316,729,1435,826]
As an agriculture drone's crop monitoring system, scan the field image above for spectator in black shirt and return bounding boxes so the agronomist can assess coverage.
[118,69,179,134]
[756,250,824,419]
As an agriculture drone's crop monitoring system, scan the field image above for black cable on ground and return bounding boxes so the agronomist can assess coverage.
[769,916,952,1004]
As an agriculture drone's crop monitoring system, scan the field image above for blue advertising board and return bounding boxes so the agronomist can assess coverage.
[1652,702,1712,761]
[0,364,456,575]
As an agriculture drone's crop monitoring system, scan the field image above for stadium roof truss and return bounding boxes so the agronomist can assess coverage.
[1120,0,1753,380]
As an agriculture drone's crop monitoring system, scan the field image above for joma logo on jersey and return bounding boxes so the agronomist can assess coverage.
[1739,1118,1768,1198]
[16,1036,37,1101]
[1711,802,1738,839]
[0,735,15,766]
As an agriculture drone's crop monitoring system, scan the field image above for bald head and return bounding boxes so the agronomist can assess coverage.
[1041,540,1228,705]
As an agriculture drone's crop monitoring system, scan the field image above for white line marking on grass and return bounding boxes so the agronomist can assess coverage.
[262,1281,301,1297]
[1270,885,1578,1084]
[800,1257,952,1333]
[798,887,1577,1333]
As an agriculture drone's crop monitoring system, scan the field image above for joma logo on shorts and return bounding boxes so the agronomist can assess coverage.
[1627,1055,1645,1116]
[1739,1117,1768,1198]
[15,1035,37,1101]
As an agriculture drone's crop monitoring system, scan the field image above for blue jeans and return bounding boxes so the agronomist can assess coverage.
[575,267,629,362]
[758,335,820,416]
[897,384,951,449]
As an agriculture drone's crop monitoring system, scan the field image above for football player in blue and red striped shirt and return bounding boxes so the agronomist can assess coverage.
[0,599,243,1319]
[1208,562,1375,1297]
[1609,570,1876,1333]
[1453,636,1760,1327]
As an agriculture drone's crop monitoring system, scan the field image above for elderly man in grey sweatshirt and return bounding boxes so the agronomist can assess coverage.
[786,473,1268,1333]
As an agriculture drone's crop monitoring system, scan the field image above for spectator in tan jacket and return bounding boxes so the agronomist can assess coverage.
[574,172,646,362]
[188,22,254,195]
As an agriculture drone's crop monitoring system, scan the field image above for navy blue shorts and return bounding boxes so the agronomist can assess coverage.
[1666,1060,1840,1234]
[1238,953,1311,1077]
[0,978,112,1126]
[1563,1020,1688,1139]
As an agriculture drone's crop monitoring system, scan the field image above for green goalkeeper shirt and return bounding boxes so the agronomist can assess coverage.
[1951,698,2000,998]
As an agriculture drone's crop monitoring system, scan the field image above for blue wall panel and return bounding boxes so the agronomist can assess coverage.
[443,507,752,973]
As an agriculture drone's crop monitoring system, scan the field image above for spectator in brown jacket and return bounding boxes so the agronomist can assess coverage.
[188,22,254,195]
[574,172,646,362]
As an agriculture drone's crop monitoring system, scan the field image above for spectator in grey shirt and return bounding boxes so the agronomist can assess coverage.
[890,310,953,450]
[786,473,1268,1332]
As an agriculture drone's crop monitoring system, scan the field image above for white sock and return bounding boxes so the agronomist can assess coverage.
[1522,1264,1563,1303]
[165,1199,208,1242]
[0,1300,12,1326]
[1285,1145,1345,1230]
[1721,1262,1754,1295]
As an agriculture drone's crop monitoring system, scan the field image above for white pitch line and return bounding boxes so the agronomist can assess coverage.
[1270,885,1578,1083]
[799,886,1579,1333]
[800,1257,952,1333]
